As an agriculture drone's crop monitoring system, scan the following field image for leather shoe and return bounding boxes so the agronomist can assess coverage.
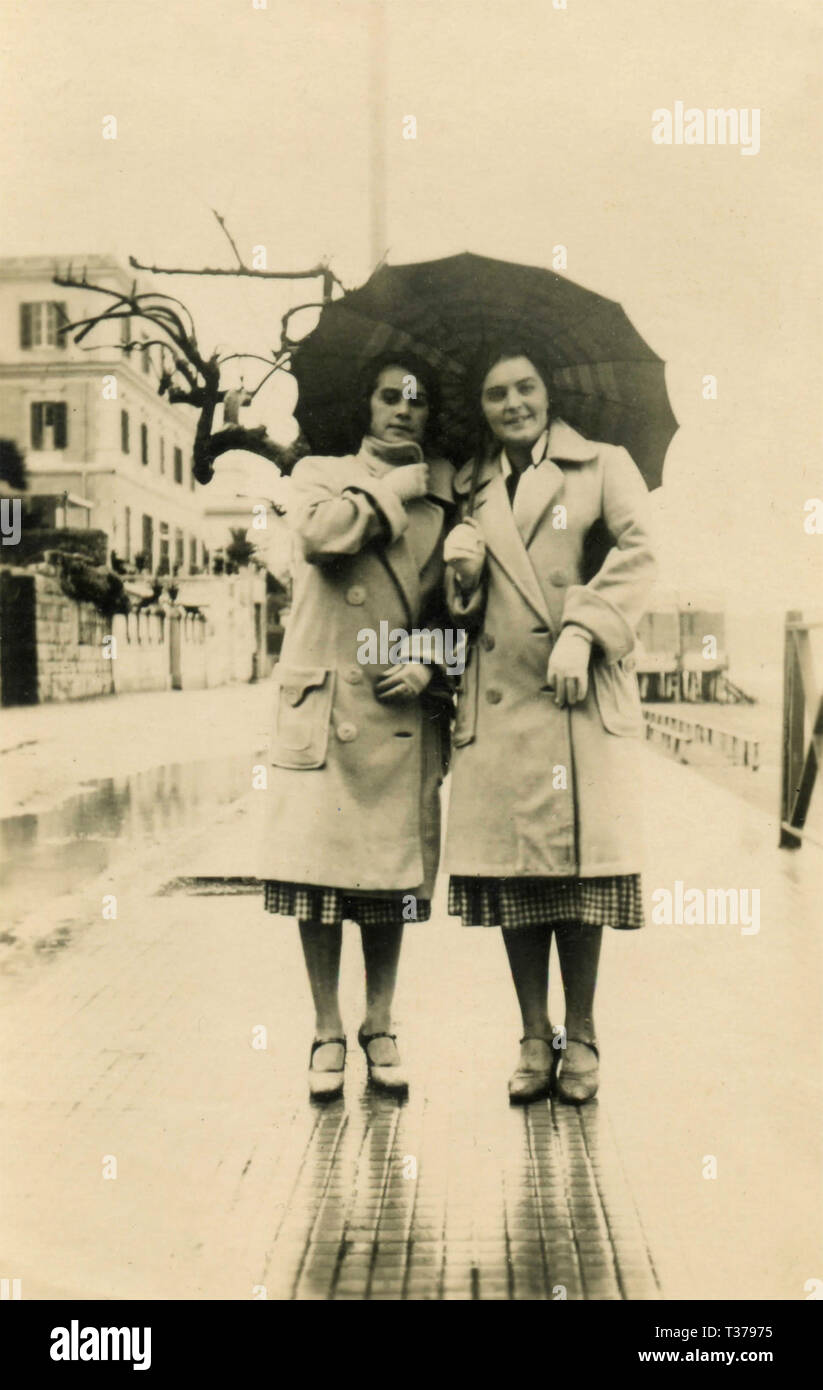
[554,1037,599,1104]
[508,1035,558,1104]
[308,1037,346,1101]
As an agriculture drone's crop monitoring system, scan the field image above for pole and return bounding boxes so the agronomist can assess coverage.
[368,0,387,272]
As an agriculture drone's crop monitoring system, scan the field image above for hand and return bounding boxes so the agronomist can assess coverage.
[383,462,429,504]
[443,517,486,591]
[375,662,433,703]
[546,626,592,708]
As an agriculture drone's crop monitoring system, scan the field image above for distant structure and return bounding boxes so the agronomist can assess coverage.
[0,253,208,574]
[637,586,753,703]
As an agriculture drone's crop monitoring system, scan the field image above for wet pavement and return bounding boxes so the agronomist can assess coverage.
[0,685,821,1300]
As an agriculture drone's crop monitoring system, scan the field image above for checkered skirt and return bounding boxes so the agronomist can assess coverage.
[263,880,430,927]
[447,874,644,930]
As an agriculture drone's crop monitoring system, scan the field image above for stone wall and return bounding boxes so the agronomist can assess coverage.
[0,563,263,705]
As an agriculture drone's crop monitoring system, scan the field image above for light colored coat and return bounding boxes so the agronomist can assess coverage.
[260,436,454,896]
[445,418,657,878]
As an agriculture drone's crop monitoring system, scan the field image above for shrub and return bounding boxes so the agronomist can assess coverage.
[7,527,108,567]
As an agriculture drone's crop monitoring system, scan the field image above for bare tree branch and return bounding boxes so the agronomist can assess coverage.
[53,238,335,487]
[128,253,344,294]
[211,208,244,268]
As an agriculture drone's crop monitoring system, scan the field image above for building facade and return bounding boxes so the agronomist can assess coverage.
[0,254,209,574]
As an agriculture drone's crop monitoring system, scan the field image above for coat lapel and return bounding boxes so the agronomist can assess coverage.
[380,455,453,622]
[512,457,566,548]
[473,470,552,628]
[381,533,422,624]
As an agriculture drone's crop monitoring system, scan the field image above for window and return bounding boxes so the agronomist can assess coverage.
[158,521,170,574]
[124,506,132,561]
[121,409,130,454]
[20,301,68,349]
[30,402,68,450]
[189,536,197,571]
[159,438,166,475]
[140,422,149,466]
[174,528,184,574]
[120,316,132,347]
[173,446,183,485]
[141,514,153,568]
[141,342,151,375]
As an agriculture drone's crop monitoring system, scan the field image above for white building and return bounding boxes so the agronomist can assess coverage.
[0,253,209,574]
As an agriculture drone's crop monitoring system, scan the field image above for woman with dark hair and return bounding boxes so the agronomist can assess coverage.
[443,346,656,1104]
[260,356,453,1100]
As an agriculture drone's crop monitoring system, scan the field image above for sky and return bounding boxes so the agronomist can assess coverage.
[2,0,821,612]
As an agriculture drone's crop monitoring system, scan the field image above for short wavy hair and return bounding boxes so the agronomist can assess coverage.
[352,350,442,452]
[466,342,554,459]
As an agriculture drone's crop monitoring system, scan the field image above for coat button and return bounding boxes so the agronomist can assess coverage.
[481,633,495,651]
[283,686,301,705]
[343,666,364,684]
[345,585,366,606]
[486,688,502,705]
[336,722,358,741]
[549,569,567,587]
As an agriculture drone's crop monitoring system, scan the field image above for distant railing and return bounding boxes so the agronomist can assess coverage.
[779,610,823,850]
[643,709,759,770]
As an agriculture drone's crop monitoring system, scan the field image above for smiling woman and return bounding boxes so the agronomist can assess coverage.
[443,343,657,1106]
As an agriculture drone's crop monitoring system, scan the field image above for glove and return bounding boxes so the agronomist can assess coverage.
[382,462,429,504]
[375,661,433,703]
[443,517,486,591]
[546,625,593,708]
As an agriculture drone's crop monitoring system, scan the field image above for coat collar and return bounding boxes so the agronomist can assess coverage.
[358,436,454,505]
[453,417,597,496]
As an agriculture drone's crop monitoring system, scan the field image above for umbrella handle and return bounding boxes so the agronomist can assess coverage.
[466,453,483,517]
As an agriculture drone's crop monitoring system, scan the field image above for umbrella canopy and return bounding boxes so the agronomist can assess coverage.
[291,252,677,489]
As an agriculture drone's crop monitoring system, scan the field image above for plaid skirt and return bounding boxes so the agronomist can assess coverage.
[447,874,644,930]
[263,880,430,927]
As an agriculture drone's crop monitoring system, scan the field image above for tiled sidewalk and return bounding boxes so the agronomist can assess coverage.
[1,742,820,1301]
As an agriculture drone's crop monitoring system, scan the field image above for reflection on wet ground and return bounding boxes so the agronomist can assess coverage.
[261,1080,661,1301]
[0,754,255,935]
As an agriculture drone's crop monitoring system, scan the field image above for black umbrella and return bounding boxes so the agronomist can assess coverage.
[291,252,677,491]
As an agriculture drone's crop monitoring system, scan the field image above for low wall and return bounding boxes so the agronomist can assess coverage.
[111,611,170,695]
[0,569,114,704]
[0,564,262,705]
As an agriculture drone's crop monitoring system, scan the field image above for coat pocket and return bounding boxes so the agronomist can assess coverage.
[591,656,643,737]
[271,665,335,769]
[453,646,480,748]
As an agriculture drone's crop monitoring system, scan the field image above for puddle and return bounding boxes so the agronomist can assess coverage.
[0,754,258,934]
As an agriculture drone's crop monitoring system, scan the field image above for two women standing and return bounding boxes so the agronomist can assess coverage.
[263,344,656,1106]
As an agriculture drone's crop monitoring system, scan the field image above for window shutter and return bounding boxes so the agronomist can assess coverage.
[20,304,32,349]
[31,402,43,449]
[54,403,68,449]
[55,302,68,350]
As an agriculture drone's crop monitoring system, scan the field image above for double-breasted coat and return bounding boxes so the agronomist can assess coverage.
[445,419,657,879]
[260,436,454,898]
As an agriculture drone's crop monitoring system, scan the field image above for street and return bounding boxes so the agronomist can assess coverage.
[1,683,821,1300]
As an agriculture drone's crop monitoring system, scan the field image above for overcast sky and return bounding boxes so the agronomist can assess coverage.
[2,0,821,611]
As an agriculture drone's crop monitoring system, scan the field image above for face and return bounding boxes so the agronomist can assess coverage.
[481,356,549,449]
[368,365,430,444]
